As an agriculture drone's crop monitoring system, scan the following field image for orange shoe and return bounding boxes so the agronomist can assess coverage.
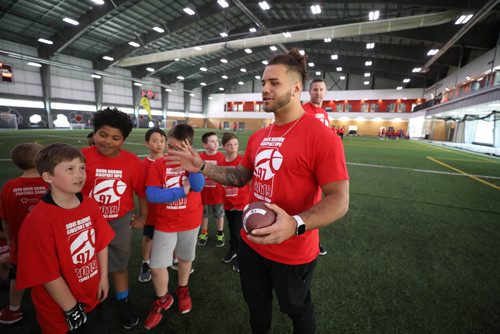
[144,294,174,330]
[175,286,192,314]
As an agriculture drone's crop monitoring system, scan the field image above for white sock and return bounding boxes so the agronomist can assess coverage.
[9,304,20,312]
[143,260,150,264]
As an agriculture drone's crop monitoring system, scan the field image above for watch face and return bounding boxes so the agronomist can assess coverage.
[297,224,306,235]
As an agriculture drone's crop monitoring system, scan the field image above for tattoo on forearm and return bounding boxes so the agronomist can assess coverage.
[206,165,251,187]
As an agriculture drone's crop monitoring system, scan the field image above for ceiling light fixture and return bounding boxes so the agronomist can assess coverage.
[368,10,380,21]
[402,78,410,83]
[412,67,422,73]
[270,45,277,51]
[308,62,315,67]
[102,56,114,61]
[365,60,372,66]
[220,32,228,37]
[366,42,375,49]
[146,67,155,72]
[194,46,202,51]
[238,81,244,85]
[27,62,42,67]
[91,0,104,4]
[63,18,79,25]
[177,75,184,80]
[240,68,247,72]
[134,82,142,86]
[220,58,228,63]
[331,54,338,60]
[396,86,403,90]
[91,74,101,79]
[38,38,53,45]
[219,87,224,91]
[255,75,261,79]
[200,82,207,86]
[324,38,332,43]
[128,41,140,47]
[336,67,342,72]
[222,75,228,79]
[311,5,321,14]
[339,75,346,80]
[249,27,257,33]
[455,14,473,25]
[153,26,165,33]
[244,48,252,54]
[364,81,370,85]
[364,73,371,77]
[315,71,321,76]
[200,67,208,71]
[262,60,268,65]
[183,7,195,15]
[165,88,173,92]
[283,32,291,38]
[427,49,439,56]
[259,1,270,10]
[217,0,229,8]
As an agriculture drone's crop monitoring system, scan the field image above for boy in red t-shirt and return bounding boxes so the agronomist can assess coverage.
[138,128,166,283]
[0,143,47,325]
[143,124,204,330]
[218,133,250,273]
[198,132,225,247]
[17,143,115,333]
[81,108,146,329]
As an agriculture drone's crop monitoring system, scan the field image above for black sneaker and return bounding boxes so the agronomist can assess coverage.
[138,262,151,283]
[319,243,327,256]
[222,250,237,263]
[116,297,139,329]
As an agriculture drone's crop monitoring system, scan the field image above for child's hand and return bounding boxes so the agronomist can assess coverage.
[130,214,145,229]
[97,276,109,302]
[183,177,191,195]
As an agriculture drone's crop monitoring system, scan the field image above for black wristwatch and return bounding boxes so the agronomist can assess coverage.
[293,215,306,235]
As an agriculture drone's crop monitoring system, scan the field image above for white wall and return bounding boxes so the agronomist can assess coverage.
[0,39,43,97]
[102,67,133,106]
[167,82,184,111]
[424,47,500,98]
[190,87,202,113]
[51,54,95,101]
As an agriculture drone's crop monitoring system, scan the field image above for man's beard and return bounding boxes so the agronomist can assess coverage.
[263,92,292,113]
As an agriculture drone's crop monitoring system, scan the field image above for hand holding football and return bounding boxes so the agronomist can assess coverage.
[242,201,276,234]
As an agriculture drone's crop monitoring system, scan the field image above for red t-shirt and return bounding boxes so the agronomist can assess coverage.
[142,157,159,226]
[199,151,225,205]
[303,102,330,127]
[146,157,203,233]
[240,114,349,265]
[218,155,250,211]
[0,177,48,263]
[17,194,115,334]
[82,146,145,220]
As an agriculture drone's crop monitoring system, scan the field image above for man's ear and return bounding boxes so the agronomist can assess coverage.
[41,171,53,184]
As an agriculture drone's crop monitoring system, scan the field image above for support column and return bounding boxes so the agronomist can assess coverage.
[132,83,141,128]
[94,76,103,112]
[40,64,53,128]
[183,91,191,119]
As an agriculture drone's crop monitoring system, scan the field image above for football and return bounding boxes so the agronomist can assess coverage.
[242,201,276,234]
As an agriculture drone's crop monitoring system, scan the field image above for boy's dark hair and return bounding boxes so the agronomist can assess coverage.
[10,143,44,171]
[145,128,167,142]
[310,78,326,88]
[268,48,308,85]
[86,132,94,139]
[201,131,217,144]
[168,124,195,145]
[35,143,85,175]
[93,107,133,139]
[222,132,238,146]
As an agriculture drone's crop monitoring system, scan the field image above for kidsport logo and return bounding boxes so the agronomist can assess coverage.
[254,148,283,181]
[70,228,95,265]
[165,175,187,188]
[91,178,127,204]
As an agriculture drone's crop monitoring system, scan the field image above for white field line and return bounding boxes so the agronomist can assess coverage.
[347,162,500,180]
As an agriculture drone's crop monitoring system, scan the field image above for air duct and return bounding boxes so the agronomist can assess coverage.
[117,11,458,67]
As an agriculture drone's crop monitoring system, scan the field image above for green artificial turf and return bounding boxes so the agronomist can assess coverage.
[0,130,499,333]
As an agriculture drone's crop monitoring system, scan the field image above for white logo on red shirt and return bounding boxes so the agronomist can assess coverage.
[66,216,98,283]
[90,178,127,218]
[253,147,284,202]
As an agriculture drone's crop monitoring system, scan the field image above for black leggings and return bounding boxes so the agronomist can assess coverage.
[225,210,243,252]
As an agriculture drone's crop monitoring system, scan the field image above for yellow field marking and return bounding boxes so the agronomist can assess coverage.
[427,156,500,191]
[431,156,500,164]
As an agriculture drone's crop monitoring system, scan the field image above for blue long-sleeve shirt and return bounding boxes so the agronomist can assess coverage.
[146,172,205,204]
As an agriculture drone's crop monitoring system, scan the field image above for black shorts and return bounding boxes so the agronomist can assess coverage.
[143,225,154,239]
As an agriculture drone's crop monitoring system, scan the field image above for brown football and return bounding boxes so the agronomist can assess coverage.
[242,201,276,234]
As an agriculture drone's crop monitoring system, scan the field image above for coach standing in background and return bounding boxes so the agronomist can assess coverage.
[167,49,349,334]
[303,78,332,256]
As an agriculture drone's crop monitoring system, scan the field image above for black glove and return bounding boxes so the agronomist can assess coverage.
[64,303,87,331]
